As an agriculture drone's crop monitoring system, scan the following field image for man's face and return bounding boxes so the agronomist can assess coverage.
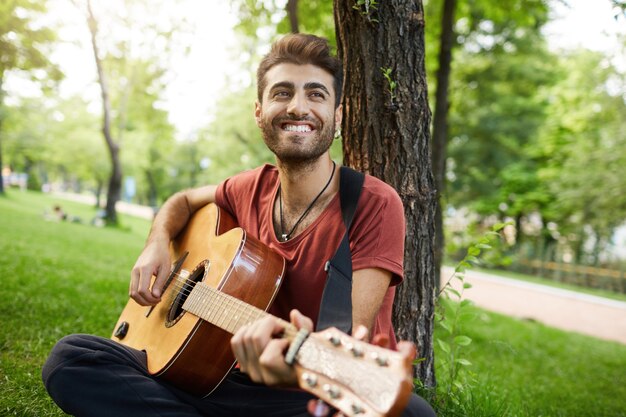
[255,63,341,165]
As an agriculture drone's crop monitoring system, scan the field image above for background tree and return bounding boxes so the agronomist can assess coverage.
[84,0,121,224]
[427,0,550,286]
[0,0,62,194]
[71,0,186,223]
[334,0,437,387]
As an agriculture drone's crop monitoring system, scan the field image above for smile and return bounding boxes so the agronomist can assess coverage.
[282,124,313,133]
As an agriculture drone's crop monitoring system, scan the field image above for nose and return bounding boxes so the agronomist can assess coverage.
[287,92,309,118]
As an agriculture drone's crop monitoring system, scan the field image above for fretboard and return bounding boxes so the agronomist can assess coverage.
[182,282,297,338]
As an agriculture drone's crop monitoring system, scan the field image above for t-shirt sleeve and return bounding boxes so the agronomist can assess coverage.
[350,179,405,285]
[215,177,237,221]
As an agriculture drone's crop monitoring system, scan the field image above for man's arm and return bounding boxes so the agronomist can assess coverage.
[351,267,393,337]
[129,184,217,306]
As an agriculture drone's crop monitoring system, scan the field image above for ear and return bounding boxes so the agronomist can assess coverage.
[334,104,343,130]
[254,100,263,128]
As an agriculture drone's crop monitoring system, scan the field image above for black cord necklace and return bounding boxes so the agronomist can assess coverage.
[278,161,336,242]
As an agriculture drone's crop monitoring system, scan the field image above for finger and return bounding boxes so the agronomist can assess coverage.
[258,338,292,385]
[307,399,330,417]
[150,263,169,299]
[397,341,417,359]
[137,268,159,305]
[231,324,254,376]
[371,333,390,348]
[353,325,369,341]
[129,266,153,306]
[289,309,313,332]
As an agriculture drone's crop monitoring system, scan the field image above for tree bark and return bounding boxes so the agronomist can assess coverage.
[286,0,299,33]
[87,0,121,224]
[334,0,437,387]
[431,0,457,291]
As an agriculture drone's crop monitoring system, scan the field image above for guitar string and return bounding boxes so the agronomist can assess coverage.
[160,270,298,338]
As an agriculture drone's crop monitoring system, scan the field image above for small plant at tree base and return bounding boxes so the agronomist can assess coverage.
[431,222,509,412]
[380,67,398,103]
[353,0,379,22]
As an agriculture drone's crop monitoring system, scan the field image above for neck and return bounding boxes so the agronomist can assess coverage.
[277,157,337,209]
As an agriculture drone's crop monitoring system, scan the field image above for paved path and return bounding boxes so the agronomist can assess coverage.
[53,192,155,219]
[442,266,626,345]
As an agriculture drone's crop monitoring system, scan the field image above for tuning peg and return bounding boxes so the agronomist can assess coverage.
[351,403,366,414]
[346,343,363,357]
[302,372,318,388]
[371,352,389,367]
[328,334,341,346]
[323,383,341,399]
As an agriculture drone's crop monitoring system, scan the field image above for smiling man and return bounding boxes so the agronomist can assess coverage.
[42,34,436,417]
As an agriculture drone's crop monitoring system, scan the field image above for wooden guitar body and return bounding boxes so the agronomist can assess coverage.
[111,203,286,396]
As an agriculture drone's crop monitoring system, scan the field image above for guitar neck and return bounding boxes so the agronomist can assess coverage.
[182,282,298,339]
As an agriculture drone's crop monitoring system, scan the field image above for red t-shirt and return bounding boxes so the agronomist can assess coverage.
[215,164,405,347]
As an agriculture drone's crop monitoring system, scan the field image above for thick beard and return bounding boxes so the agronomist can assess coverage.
[261,116,334,166]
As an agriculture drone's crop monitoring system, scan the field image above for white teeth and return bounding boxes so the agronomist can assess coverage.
[284,124,312,132]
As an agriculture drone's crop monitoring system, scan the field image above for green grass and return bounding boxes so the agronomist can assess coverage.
[432,305,626,417]
[0,190,150,416]
[1,190,625,416]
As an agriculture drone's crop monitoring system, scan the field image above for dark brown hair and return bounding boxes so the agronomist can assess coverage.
[256,34,343,108]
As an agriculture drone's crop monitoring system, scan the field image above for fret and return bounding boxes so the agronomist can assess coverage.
[183,283,298,341]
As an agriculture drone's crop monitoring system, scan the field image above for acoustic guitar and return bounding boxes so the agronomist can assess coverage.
[112,203,413,417]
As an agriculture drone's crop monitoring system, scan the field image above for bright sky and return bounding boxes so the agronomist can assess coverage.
[544,0,626,53]
[6,0,625,140]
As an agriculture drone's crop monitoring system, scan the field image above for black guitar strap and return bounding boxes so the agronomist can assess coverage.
[316,166,365,333]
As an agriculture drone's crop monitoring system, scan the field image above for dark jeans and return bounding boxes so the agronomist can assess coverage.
[42,334,435,417]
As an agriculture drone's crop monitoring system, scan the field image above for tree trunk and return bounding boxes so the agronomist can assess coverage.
[431,0,457,291]
[334,0,437,388]
[87,0,121,224]
[286,0,299,33]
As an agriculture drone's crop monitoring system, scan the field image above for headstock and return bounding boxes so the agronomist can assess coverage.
[294,327,413,417]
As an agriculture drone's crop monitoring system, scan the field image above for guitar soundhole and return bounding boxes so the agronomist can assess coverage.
[165,261,208,327]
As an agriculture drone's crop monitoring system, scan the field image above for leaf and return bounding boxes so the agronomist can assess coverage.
[456,358,472,366]
[437,339,451,354]
[454,335,472,346]
[476,243,492,249]
[463,282,473,289]
[460,299,473,307]
[447,288,461,299]
[468,247,481,256]
[492,222,507,231]
[439,321,452,334]
[466,255,479,264]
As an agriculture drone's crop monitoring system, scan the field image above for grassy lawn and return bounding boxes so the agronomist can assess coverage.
[0,190,150,416]
[433,306,626,417]
[1,189,625,416]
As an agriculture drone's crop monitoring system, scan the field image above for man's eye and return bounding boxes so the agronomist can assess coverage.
[274,91,290,98]
[310,92,325,99]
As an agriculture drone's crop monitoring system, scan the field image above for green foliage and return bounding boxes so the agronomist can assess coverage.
[380,67,398,103]
[433,222,508,412]
[532,48,626,263]
[0,0,62,82]
[353,0,379,23]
